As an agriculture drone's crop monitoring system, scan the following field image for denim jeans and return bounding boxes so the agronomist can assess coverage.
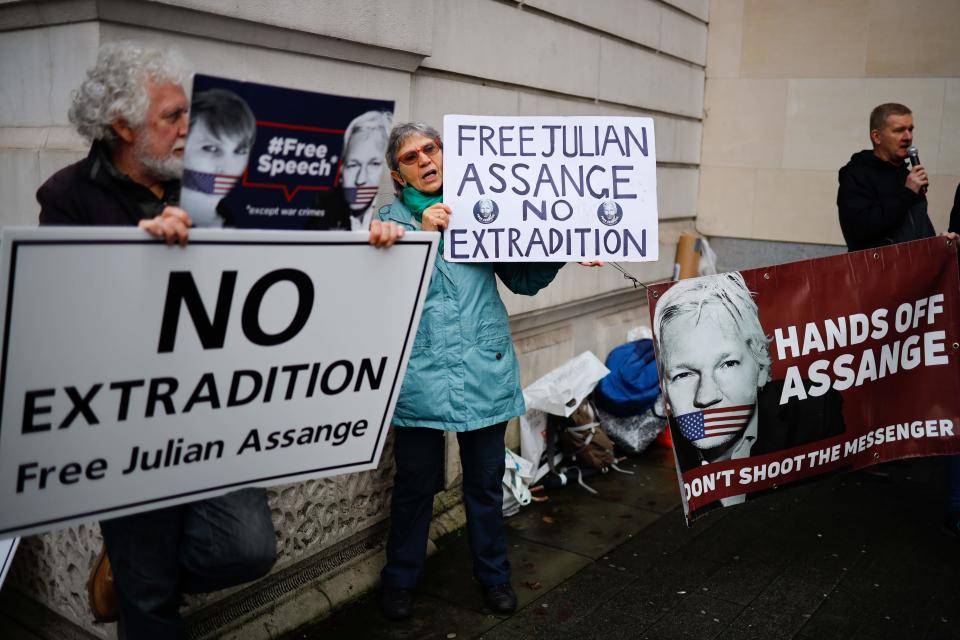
[100,488,277,640]
[381,422,510,589]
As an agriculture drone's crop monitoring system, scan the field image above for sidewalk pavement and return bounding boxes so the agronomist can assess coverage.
[286,444,960,640]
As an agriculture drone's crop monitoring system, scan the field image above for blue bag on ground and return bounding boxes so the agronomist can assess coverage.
[595,339,661,417]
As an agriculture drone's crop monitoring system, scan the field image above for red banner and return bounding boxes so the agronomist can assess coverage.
[647,237,960,523]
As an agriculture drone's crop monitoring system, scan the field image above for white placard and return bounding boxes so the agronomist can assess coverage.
[0,537,18,587]
[442,115,658,262]
[0,228,437,537]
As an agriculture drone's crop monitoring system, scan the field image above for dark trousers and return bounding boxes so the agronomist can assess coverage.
[382,423,510,589]
[100,488,277,640]
[948,455,960,512]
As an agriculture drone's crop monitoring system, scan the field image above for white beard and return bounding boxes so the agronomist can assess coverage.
[134,136,184,182]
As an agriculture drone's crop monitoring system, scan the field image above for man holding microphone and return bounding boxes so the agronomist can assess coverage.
[837,103,935,250]
[837,102,960,538]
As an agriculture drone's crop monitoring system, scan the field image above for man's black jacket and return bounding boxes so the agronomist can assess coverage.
[37,143,178,226]
[837,149,933,251]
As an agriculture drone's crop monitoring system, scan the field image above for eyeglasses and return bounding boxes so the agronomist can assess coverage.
[397,140,441,166]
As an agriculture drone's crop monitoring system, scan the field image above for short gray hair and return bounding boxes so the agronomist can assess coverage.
[386,122,441,194]
[69,41,190,145]
[870,102,911,136]
[653,272,771,385]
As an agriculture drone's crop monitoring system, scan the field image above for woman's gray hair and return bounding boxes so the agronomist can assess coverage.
[652,272,772,385]
[69,41,190,145]
[386,122,442,194]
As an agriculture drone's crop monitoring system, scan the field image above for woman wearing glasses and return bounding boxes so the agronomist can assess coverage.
[376,123,564,620]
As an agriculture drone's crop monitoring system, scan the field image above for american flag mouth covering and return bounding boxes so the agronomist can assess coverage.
[674,404,753,441]
[345,186,378,208]
[182,168,241,196]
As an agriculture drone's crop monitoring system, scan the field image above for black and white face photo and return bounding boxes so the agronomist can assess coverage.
[473,198,499,224]
[597,200,622,226]
[659,306,763,451]
[654,273,769,454]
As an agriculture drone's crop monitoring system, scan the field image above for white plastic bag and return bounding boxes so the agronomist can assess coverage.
[519,408,548,481]
[698,237,718,276]
[502,448,535,516]
[519,352,609,483]
[519,408,565,484]
[522,351,609,418]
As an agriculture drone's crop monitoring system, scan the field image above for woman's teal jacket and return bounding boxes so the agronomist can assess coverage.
[378,199,563,431]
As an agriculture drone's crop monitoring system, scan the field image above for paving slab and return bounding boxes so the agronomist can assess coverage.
[493,564,637,639]
[553,599,664,640]
[418,531,591,615]
[798,472,960,640]
[638,593,745,640]
[598,552,725,629]
[604,503,730,563]
[587,457,684,515]
[926,619,960,640]
[477,625,533,640]
[289,592,499,640]
[504,488,660,560]
[287,454,960,640]
[697,544,790,607]
[712,536,866,640]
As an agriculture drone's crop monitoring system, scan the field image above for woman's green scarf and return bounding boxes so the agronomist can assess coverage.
[401,185,443,223]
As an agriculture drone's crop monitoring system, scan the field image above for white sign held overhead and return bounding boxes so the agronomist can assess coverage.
[442,115,659,262]
[0,228,437,537]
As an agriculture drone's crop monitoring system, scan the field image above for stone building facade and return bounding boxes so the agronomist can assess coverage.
[0,1,706,637]
[700,0,960,271]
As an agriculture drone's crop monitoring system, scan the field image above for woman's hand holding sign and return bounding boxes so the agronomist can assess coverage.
[368,219,405,248]
[421,203,452,232]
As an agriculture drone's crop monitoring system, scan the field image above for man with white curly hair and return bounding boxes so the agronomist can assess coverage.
[38,41,196,242]
[36,42,277,639]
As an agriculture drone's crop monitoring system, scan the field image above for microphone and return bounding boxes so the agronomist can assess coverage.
[908,146,921,167]
[907,146,927,194]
